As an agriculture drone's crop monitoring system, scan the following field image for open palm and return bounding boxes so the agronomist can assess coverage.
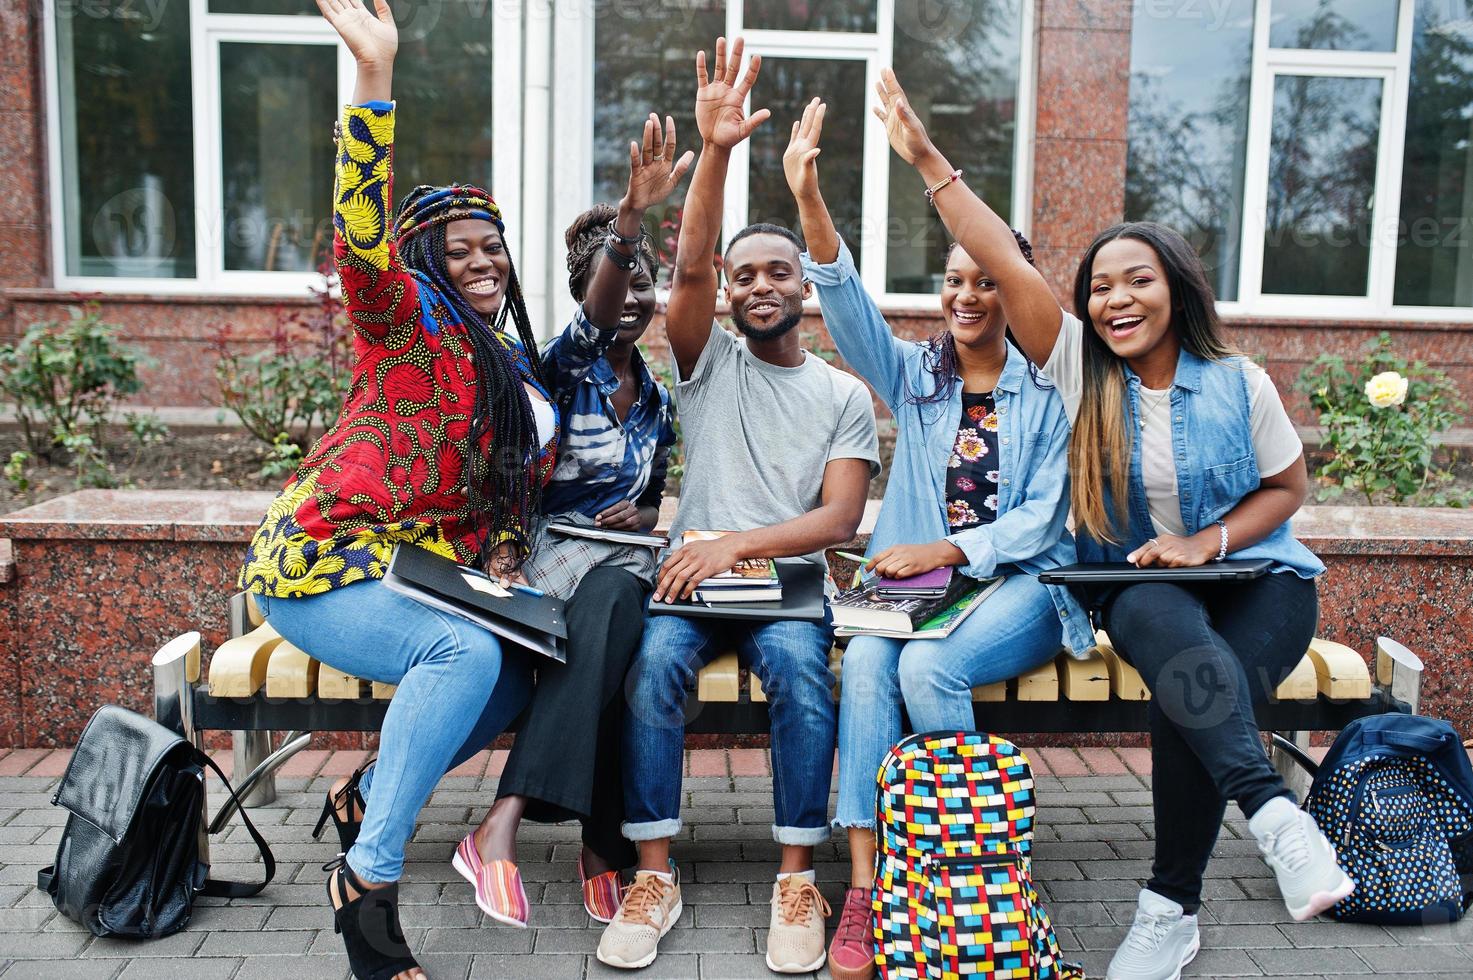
[625,114,696,212]
[783,97,826,200]
[315,0,397,68]
[872,67,935,166]
[695,36,770,150]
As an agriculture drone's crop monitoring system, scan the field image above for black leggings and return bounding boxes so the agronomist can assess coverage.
[496,564,646,868]
[1102,572,1318,912]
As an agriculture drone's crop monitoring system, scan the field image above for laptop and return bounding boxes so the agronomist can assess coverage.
[648,561,828,623]
[1038,558,1274,584]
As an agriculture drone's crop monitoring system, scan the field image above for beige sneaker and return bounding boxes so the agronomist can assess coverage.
[595,864,683,970]
[766,875,832,973]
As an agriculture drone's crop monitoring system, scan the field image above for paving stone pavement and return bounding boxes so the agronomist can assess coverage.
[1,750,1471,979]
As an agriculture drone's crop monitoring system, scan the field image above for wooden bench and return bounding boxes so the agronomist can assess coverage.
[151,593,1424,843]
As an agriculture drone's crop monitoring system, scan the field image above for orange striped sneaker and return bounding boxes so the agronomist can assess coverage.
[579,853,623,923]
[451,832,528,928]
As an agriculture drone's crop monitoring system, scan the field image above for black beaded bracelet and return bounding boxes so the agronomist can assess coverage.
[606,219,643,248]
[602,238,639,271]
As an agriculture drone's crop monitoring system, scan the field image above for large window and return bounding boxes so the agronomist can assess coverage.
[47,0,497,293]
[1126,0,1473,318]
[591,0,1032,303]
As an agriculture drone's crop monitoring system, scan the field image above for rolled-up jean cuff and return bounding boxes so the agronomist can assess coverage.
[774,823,832,846]
[832,816,874,831]
[622,818,682,842]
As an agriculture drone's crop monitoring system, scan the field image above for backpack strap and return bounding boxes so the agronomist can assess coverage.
[195,750,277,899]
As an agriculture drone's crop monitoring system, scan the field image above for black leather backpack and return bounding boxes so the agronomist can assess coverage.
[37,705,275,938]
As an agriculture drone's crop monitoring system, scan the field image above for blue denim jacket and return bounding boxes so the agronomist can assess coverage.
[1075,347,1325,579]
[539,306,676,519]
[802,239,1095,656]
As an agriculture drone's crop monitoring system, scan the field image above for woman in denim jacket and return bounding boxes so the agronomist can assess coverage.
[871,71,1351,980]
[784,100,1094,980]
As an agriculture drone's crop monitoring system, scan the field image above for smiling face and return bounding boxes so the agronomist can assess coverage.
[723,233,812,341]
[444,218,511,318]
[941,245,1008,350]
[1086,237,1178,363]
[580,253,659,342]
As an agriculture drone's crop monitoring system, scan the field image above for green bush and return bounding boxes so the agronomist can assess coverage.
[1296,333,1468,506]
[213,268,352,459]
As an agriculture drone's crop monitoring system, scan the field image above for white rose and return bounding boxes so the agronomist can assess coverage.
[1365,371,1408,409]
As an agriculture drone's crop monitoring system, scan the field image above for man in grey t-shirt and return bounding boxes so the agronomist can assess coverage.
[597,39,878,976]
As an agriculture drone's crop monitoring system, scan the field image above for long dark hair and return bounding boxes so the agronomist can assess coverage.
[394,184,546,571]
[909,230,1047,407]
[1067,220,1235,543]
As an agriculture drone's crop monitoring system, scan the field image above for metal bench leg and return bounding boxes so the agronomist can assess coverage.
[1376,636,1424,714]
[232,731,277,807]
[152,632,209,864]
[1271,730,1314,800]
[209,731,312,834]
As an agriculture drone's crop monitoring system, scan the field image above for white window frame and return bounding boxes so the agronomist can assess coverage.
[558,0,1036,313]
[1221,0,1469,321]
[43,0,518,298]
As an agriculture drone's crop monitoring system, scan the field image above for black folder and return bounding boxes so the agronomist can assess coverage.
[382,545,569,662]
[1038,558,1273,584]
[648,561,828,622]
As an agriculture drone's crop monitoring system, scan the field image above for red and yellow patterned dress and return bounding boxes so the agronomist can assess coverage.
[239,102,557,598]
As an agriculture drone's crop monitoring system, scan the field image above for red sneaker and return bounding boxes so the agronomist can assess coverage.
[827,886,876,980]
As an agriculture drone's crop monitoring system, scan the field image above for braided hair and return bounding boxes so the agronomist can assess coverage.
[564,202,658,300]
[909,229,1048,406]
[393,183,546,571]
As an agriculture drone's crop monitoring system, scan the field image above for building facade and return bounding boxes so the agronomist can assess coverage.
[2,0,1471,419]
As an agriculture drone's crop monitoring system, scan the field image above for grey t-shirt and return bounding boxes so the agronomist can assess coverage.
[669,321,881,570]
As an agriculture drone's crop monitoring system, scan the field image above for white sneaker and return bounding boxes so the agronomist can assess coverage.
[1105,889,1200,980]
[1249,796,1355,920]
[595,864,683,970]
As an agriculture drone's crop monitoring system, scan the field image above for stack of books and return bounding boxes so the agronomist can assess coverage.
[682,530,784,603]
[831,570,1001,639]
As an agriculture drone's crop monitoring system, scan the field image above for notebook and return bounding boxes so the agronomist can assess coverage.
[1037,559,1274,584]
[545,522,669,549]
[382,545,569,662]
[648,561,826,622]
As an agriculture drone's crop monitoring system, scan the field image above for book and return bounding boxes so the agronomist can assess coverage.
[834,577,1002,640]
[690,586,785,603]
[680,530,780,589]
[831,572,984,634]
[381,545,569,662]
[648,561,826,622]
[546,521,669,549]
[874,566,953,598]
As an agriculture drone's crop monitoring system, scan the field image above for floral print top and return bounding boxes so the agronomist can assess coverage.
[945,391,1001,531]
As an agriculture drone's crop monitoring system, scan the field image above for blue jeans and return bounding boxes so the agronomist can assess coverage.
[834,573,1064,829]
[622,613,836,846]
[256,578,532,883]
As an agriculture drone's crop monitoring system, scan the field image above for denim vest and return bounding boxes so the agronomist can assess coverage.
[1074,348,1325,579]
[803,240,1096,656]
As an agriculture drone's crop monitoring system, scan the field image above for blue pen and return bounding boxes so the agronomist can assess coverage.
[505,581,547,598]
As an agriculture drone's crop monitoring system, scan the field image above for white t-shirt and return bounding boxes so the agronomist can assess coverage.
[1043,311,1304,536]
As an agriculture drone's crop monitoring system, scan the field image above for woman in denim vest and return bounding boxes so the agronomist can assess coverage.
[873,71,1353,980]
[784,99,1094,980]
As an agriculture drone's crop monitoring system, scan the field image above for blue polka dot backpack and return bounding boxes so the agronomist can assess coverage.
[1303,713,1473,924]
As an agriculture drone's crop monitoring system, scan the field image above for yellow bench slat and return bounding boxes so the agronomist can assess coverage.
[1306,638,1372,699]
[265,640,318,698]
[698,653,741,702]
[372,681,397,700]
[752,648,844,702]
[1093,633,1150,701]
[245,592,265,628]
[1016,658,1060,701]
[1274,654,1320,701]
[318,664,367,700]
[208,622,284,697]
[972,681,1007,702]
[1059,647,1111,701]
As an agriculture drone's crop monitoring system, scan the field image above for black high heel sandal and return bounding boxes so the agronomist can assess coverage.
[325,856,420,980]
[314,759,372,853]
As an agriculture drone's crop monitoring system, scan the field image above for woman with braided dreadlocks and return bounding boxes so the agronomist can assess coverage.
[237,2,690,977]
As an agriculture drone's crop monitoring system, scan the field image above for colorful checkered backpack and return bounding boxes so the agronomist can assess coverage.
[1303,714,1473,924]
[873,731,1083,979]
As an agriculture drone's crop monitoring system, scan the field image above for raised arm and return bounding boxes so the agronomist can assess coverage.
[664,37,771,379]
[873,68,1063,366]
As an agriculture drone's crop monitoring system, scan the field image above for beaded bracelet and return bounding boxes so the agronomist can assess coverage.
[606,219,643,248]
[1214,520,1229,561]
[924,169,964,207]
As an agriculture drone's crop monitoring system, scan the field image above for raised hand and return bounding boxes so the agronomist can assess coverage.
[783,98,826,201]
[623,114,696,214]
[872,67,937,167]
[694,37,771,150]
[315,0,397,70]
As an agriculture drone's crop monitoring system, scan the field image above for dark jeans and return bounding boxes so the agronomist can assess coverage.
[496,564,647,869]
[1102,572,1318,913]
